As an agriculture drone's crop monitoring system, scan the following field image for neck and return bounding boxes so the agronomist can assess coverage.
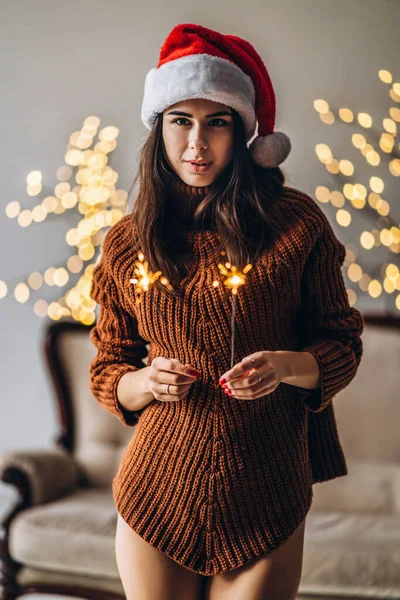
[166,172,215,231]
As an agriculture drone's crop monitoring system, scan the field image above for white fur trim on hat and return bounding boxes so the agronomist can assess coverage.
[141,54,257,141]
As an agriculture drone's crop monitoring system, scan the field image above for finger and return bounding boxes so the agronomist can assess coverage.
[152,358,200,382]
[227,377,277,400]
[228,366,276,391]
[219,353,263,384]
[156,381,193,395]
[150,370,199,386]
[155,382,192,401]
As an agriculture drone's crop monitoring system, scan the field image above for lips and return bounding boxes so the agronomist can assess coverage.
[185,161,213,173]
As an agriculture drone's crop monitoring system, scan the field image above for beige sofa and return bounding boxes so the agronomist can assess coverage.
[0,313,399,600]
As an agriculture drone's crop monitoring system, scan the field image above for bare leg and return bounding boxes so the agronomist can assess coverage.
[115,512,206,600]
[204,517,306,600]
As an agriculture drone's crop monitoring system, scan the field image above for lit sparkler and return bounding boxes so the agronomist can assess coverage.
[129,252,173,325]
[213,259,252,367]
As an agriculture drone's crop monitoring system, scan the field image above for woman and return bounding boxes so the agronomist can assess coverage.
[89,23,364,600]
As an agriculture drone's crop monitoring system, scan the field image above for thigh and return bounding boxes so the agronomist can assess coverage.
[204,516,306,600]
[115,512,206,600]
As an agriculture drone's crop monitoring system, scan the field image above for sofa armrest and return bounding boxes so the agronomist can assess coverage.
[0,447,82,507]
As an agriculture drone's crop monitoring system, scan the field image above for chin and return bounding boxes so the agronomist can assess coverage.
[180,173,215,187]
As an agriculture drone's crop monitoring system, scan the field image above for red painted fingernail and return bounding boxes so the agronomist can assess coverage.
[219,378,227,385]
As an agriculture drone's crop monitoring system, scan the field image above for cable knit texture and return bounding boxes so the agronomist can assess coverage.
[89,176,364,575]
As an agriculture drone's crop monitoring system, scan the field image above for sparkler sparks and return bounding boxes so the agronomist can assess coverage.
[129,252,166,302]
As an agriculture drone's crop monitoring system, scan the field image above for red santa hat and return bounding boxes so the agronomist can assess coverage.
[141,23,291,168]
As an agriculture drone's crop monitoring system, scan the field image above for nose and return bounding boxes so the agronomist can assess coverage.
[188,125,208,151]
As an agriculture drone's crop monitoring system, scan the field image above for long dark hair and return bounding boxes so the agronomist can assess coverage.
[129,108,287,298]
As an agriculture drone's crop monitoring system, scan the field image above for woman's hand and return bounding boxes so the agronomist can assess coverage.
[148,357,201,402]
[218,351,289,400]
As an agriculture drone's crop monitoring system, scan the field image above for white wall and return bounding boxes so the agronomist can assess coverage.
[0,0,398,500]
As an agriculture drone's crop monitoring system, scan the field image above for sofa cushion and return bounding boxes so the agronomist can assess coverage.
[299,511,400,597]
[16,565,124,595]
[309,458,400,515]
[8,488,120,579]
[8,484,400,596]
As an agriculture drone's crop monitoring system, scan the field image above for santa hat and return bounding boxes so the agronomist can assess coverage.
[141,23,291,168]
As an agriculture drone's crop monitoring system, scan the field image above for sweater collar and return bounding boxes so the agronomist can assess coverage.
[166,172,216,231]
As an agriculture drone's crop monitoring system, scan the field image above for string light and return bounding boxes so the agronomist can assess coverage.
[312,68,400,311]
[2,115,128,325]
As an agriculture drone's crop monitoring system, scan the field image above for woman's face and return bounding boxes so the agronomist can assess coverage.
[162,98,235,187]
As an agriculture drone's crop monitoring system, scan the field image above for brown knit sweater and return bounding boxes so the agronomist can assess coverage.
[89,176,364,576]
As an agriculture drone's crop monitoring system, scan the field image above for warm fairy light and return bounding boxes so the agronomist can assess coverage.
[359,274,372,292]
[348,263,363,282]
[67,255,84,273]
[389,107,400,122]
[326,159,340,174]
[389,159,400,177]
[14,282,30,303]
[330,191,345,208]
[368,280,382,298]
[354,184,367,199]
[360,232,375,249]
[389,88,400,102]
[366,150,380,166]
[53,268,69,287]
[214,262,253,295]
[378,70,393,84]
[65,148,84,167]
[369,177,384,193]
[28,272,43,290]
[129,252,173,304]
[313,99,330,114]
[336,209,351,227]
[383,118,397,135]
[320,111,335,125]
[18,210,33,227]
[380,134,395,153]
[0,281,7,299]
[315,143,333,163]
[99,126,119,142]
[27,183,42,197]
[339,108,354,123]
[56,166,73,181]
[357,113,372,128]
[5,201,21,219]
[32,205,47,222]
[393,83,400,96]
[339,160,354,176]
[352,134,366,149]
[347,288,357,307]
[26,171,42,186]
[315,186,330,203]
[34,299,49,318]
[42,196,58,212]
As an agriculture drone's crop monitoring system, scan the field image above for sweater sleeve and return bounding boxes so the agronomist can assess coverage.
[88,227,150,427]
[295,215,364,413]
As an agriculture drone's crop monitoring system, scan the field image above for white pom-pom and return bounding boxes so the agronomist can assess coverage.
[249,132,291,167]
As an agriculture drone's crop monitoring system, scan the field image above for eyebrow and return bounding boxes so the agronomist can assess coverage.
[166,110,233,118]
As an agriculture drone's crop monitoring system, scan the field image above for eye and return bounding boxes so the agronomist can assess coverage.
[172,118,229,127]
[209,118,229,127]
